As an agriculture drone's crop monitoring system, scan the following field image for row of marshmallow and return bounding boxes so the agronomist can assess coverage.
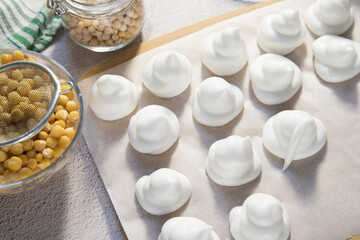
[138,168,290,240]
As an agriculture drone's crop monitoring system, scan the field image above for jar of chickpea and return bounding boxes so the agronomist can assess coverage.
[47,0,144,52]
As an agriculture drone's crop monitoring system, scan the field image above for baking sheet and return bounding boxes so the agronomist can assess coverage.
[78,0,360,239]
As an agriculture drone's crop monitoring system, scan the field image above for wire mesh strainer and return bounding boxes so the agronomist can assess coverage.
[0,61,73,147]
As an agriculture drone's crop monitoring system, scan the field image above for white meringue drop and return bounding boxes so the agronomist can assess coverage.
[257,9,306,55]
[192,77,244,127]
[206,136,261,186]
[305,0,354,36]
[312,35,360,83]
[128,105,180,154]
[263,110,327,171]
[158,217,220,240]
[135,168,192,215]
[143,51,192,98]
[89,74,139,121]
[249,54,302,105]
[229,193,290,240]
[202,26,248,76]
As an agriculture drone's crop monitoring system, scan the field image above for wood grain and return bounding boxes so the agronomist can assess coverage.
[79,0,282,81]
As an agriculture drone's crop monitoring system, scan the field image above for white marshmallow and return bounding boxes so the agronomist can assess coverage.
[89,74,139,120]
[143,51,192,98]
[135,168,191,215]
[229,193,290,240]
[192,77,244,127]
[263,110,327,171]
[128,105,179,154]
[158,217,220,240]
[206,136,261,186]
[249,53,302,105]
[312,35,360,83]
[257,9,306,55]
[202,26,248,76]
[305,0,354,36]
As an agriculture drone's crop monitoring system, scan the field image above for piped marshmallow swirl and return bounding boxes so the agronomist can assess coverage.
[158,217,220,240]
[262,110,327,171]
[202,27,248,76]
[192,77,244,127]
[312,35,360,83]
[257,9,306,55]
[249,54,302,105]
[89,74,139,121]
[305,0,354,36]
[229,193,290,240]
[128,105,179,154]
[143,51,192,98]
[206,136,261,186]
[136,168,192,215]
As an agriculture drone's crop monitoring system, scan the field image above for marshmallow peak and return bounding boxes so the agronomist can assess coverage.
[312,35,360,83]
[128,105,179,154]
[193,77,244,127]
[89,74,139,121]
[158,217,220,240]
[249,53,302,105]
[229,193,290,240]
[305,0,354,36]
[206,136,261,186]
[257,9,306,55]
[143,51,192,98]
[263,110,327,171]
[135,168,191,215]
[202,27,248,76]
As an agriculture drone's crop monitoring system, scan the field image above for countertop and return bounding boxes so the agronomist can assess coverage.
[0,1,260,239]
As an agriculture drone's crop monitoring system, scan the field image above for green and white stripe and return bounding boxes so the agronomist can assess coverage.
[0,0,62,52]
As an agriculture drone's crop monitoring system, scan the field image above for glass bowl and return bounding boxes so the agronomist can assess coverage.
[0,49,83,194]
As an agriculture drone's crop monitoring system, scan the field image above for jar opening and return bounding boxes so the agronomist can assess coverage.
[64,0,134,17]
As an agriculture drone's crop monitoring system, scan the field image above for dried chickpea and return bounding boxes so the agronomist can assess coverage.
[42,122,52,133]
[53,146,65,158]
[50,125,65,138]
[66,101,78,112]
[34,140,46,152]
[58,136,71,149]
[10,143,24,155]
[46,137,58,148]
[19,167,32,179]
[11,69,23,81]
[0,72,8,85]
[5,156,22,171]
[12,50,25,61]
[42,148,54,159]
[68,111,80,122]
[26,149,36,159]
[4,170,18,182]
[53,120,66,128]
[58,95,68,106]
[0,150,7,162]
[35,153,43,162]
[55,109,68,121]
[27,158,37,169]
[38,131,49,140]
[64,127,75,139]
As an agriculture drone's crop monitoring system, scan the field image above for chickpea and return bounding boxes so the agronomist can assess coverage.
[21,68,35,79]
[11,69,23,81]
[0,149,7,162]
[53,146,65,158]
[34,140,46,152]
[46,137,58,149]
[0,85,10,96]
[12,50,25,61]
[10,143,24,155]
[1,54,12,65]
[42,148,54,159]
[4,170,18,182]
[35,153,43,162]
[27,158,37,169]
[17,81,32,96]
[58,95,68,106]
[19,167,32,179]
[26,149,37,159]
[38,131,49,140]
[50,125,65,138]
[64,127,76,139]
[11,108,25,122]
[5,156,22,171]
[42,122,52,133]
[55,109,68,121]
[26,118,38,130]
[53,120,66,128]
[0,72,8,85]
[58,136,71,149]
[68,111,80,123]
[34,108,47,121]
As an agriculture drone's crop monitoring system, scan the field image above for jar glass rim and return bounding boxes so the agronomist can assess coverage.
[64,0,134,16]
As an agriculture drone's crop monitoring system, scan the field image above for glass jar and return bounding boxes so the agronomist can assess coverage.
[47,0,144,52]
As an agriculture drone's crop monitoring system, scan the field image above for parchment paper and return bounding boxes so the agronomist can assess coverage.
[78,0,360,239]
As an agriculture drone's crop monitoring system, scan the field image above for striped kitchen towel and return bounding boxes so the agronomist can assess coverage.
[0,0,62,52]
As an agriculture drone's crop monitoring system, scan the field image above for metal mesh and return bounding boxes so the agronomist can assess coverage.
[0,65,56,144]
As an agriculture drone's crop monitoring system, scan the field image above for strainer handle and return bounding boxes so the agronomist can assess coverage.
[60,81,74,94]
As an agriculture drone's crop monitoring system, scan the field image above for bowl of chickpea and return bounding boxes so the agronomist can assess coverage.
[0,50,83,194]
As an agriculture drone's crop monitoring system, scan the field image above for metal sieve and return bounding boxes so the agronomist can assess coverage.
[0,61,73,147]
